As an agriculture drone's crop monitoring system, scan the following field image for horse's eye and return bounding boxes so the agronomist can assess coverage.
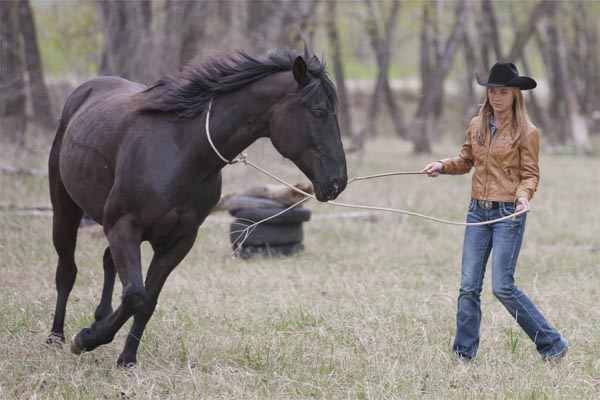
[311,110,326,119]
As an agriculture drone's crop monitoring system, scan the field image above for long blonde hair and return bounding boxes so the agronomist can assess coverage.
[477,87,532,144]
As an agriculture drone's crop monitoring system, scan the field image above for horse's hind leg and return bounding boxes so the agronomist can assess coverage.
[94,247,116,322]
[70,215,144,355]
[47,182,83,344]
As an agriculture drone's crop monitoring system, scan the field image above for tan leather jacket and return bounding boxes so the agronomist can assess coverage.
[440,114,539,203]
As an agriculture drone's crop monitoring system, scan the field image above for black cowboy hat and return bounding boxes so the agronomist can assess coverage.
[476,62,537,90]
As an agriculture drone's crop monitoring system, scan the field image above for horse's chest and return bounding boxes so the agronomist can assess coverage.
[145,179,221,240]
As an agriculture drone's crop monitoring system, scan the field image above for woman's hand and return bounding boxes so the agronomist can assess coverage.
[422,161,444,177]
[516,197,530,212]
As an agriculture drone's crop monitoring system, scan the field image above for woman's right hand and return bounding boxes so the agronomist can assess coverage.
[422,161,444,177]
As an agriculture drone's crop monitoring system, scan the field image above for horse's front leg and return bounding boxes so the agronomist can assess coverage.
[71,215,143,354]
[117,230,198,367]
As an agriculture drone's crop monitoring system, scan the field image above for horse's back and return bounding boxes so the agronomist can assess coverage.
[55,76,146,222]
[67,76,144,119]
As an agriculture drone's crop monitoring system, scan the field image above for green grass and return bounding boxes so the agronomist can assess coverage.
[0,133,599,399]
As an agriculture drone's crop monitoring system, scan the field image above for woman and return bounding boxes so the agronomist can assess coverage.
[423,62,568,361]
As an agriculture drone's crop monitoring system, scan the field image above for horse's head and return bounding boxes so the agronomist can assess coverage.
[269,55,347,202]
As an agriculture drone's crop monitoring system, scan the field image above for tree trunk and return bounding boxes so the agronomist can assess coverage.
[461,20,478,118]
[419,4,433,112]
[412,0,467,154]
[180,2,208,66]
[431,0,444,118]
[572,0,599,124]
[506,0,557,62]
[554,9,591,156]
[507,2,546,134]
[326,0,354,145]
[98,0,154,83]
[160,0,187,75]
[246,0,305,53]
[480,0,502,66]
[18,0,53,128]
[363,0,404,139]
[363,0,383,138]
[536,22,569,146]
[159,0,208,75]
[0,1,26,145]
[298,0,320,44]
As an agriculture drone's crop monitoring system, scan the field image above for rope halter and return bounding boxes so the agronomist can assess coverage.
[205,98,244,165]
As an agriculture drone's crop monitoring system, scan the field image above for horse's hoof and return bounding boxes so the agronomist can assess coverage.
[117,353,137,369]
[120,361,137,370]
[70,333,86,355]
[46,332,65,346]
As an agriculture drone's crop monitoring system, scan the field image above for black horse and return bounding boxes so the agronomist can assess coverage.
[47,44,347,366]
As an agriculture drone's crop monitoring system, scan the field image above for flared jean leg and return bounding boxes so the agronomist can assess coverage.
[490,210,567,358]
[452,201,493,360]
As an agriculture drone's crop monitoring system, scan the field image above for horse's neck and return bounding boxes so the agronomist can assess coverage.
[206,72,293,163]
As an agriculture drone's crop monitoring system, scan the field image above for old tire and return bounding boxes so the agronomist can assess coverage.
[230,219,303,246]
[237,243,304,259]
[225,196,286,215]
[233,206,311,225]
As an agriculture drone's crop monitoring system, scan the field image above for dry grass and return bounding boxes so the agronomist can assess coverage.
[0,133,599,399]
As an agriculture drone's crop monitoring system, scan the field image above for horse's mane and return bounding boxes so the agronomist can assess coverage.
[136,46,337,120]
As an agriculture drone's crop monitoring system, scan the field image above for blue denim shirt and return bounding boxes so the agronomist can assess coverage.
[489,114,497,144]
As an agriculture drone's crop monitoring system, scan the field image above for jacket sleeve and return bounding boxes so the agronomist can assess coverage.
[515,126,540,201]
[439,117,476,175]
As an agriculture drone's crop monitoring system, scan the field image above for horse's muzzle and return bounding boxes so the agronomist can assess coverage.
[316,177,346,202]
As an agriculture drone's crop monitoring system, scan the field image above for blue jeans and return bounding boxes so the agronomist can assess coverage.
[452,199,567,360]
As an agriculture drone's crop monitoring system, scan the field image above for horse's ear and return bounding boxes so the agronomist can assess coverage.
[293,56,310,87]
[309,55,321,68]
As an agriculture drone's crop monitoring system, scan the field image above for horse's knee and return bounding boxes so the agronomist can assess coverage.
[122,285,145,312]
[55,260,77,291]
[492,285,514,302]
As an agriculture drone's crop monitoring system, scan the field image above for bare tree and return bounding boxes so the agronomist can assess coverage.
[571,0,600,128]
[246,0,314,53]
[537,19,570,146]
[159,0,208,75]
[1,1,26,145]
[461,2,479,118]
[505,1,557,63]
[98,0,154,83]
[326,0,355,147]
[411,0,467,154]
[503,2,545,135]
[419,1,446,122]
[479,0,502,69]
[363,0,406,139]
[18,0,53,128]
[552,5,591,156]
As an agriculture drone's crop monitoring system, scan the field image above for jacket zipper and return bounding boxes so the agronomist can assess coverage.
[483,128,494,200]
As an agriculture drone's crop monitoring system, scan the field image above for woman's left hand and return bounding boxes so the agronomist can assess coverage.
[516,197,530,212]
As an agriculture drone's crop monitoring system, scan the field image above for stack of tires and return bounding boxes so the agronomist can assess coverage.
[229,196,311,259]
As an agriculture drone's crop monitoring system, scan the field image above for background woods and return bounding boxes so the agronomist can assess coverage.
[1,2,599,398]
[1,0,599,155]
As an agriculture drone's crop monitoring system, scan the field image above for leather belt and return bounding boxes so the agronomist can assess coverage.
[476,199,500,210]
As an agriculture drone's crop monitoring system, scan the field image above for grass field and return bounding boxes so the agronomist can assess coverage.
[1,131,599,399]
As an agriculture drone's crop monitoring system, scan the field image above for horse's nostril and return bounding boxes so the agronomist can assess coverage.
[331,179,340,192]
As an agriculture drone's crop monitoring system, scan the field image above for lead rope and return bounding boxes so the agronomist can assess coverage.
[204,99,526,233]
[238,157,527,227]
